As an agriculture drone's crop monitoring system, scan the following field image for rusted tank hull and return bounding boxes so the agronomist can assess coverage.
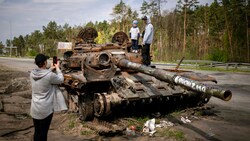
[63,70,215,120]
[60,28,232,121]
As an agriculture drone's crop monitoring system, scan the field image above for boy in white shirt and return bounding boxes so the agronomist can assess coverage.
[129,20,140,53]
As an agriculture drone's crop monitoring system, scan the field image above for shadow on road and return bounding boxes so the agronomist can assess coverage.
[167,114,221,141]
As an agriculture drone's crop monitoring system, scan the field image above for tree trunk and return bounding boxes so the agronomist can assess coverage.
[183,7,187,55]
[204,4,208,59]
[223,6,234,61]
[246,5,249,62]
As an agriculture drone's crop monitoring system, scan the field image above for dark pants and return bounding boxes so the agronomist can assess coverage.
[131,39,139,50]
[142,44,151,66]
[33,113,53,141]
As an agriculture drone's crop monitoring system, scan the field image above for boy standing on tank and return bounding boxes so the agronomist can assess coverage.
[129,20,140,53]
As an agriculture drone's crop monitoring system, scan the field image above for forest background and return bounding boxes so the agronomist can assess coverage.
[0,0,249,63]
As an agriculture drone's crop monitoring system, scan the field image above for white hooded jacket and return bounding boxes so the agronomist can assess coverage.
[30,68,67,119]
[142,16,154,44]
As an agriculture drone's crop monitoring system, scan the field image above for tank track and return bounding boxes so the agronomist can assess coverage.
[84,118,125,135]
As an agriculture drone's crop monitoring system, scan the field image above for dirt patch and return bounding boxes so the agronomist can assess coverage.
[0,64,29,95]
[0,64,33,140]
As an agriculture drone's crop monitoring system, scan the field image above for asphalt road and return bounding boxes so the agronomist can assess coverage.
[0,57,52,72]
[0,57,250,140]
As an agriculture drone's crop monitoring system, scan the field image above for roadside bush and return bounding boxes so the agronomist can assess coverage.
[26,49,38,56]
[208,47,228,62]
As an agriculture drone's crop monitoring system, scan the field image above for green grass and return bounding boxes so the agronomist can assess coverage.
[68,120,75,129]
[133,116,150,130]
[67,113,78,119]
[152,61,250,73]
[136,116,150,124]
[80,130,95,136]
[176,65,250,73]
[174,61,250,72]
[157,128,186,141]
[124,116,150,131]
[170,112,181,117]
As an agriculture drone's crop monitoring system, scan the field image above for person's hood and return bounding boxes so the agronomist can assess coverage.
[146,15,151,24]
[31,68,50,80]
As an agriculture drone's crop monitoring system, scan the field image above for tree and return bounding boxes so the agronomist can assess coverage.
[244,0,250,62]
[43,21,58,39]
[111,0,128,31]
[63,23,73,42]
[12,35,25,56]
[156,0,168,16]
[25,30,44,56]
[141,1,149,15]
[132,10,139,20]
[6,39,11,47]
[43,21,64,56]
[0,41,4,55]
[85,21,95,28]
[176,0,199,55]
[5,1,250,62]
[140,0,159,17]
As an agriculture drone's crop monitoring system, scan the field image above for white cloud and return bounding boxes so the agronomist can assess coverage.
[0,0,214,44]
[26,18,33,22]
[0,0,118,44]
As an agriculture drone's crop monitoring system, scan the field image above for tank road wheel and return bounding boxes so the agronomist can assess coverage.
[78,95,94,121]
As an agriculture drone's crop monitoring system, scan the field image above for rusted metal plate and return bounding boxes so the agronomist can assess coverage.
[77,27,98,43]
[125,53,142,64]
[112,32,129,45]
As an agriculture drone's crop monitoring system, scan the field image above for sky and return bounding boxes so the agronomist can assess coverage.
[0,0,213,45]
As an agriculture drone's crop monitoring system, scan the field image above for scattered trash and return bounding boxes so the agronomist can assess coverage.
[181,116,191,124]
[129,125,136,131]
[155,120,174,128]
[125,125,137,136]
[142,118,156,136]
[126,127,136,136]
[142,118,174,136]
[191,115,199,119]
[208,132,215,137]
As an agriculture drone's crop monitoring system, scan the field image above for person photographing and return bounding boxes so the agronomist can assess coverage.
[30,54,67,141]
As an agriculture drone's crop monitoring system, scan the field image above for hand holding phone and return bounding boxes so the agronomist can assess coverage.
[53,56,57,66]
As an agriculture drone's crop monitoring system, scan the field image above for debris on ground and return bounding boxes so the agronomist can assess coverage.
[142,118,156,136]
[142,118,174,136]
[155,120,174,128]
[180,116,191,124]
[125,127,136,136]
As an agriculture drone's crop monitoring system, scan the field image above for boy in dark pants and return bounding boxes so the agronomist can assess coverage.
[129,20,140,53]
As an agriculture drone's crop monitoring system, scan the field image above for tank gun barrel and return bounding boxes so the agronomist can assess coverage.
[118,59,232,101]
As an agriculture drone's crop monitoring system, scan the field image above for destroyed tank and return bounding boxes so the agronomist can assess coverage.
[60,27,232,121]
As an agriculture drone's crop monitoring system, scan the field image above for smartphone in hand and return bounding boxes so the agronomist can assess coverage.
[53,56,57,65]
